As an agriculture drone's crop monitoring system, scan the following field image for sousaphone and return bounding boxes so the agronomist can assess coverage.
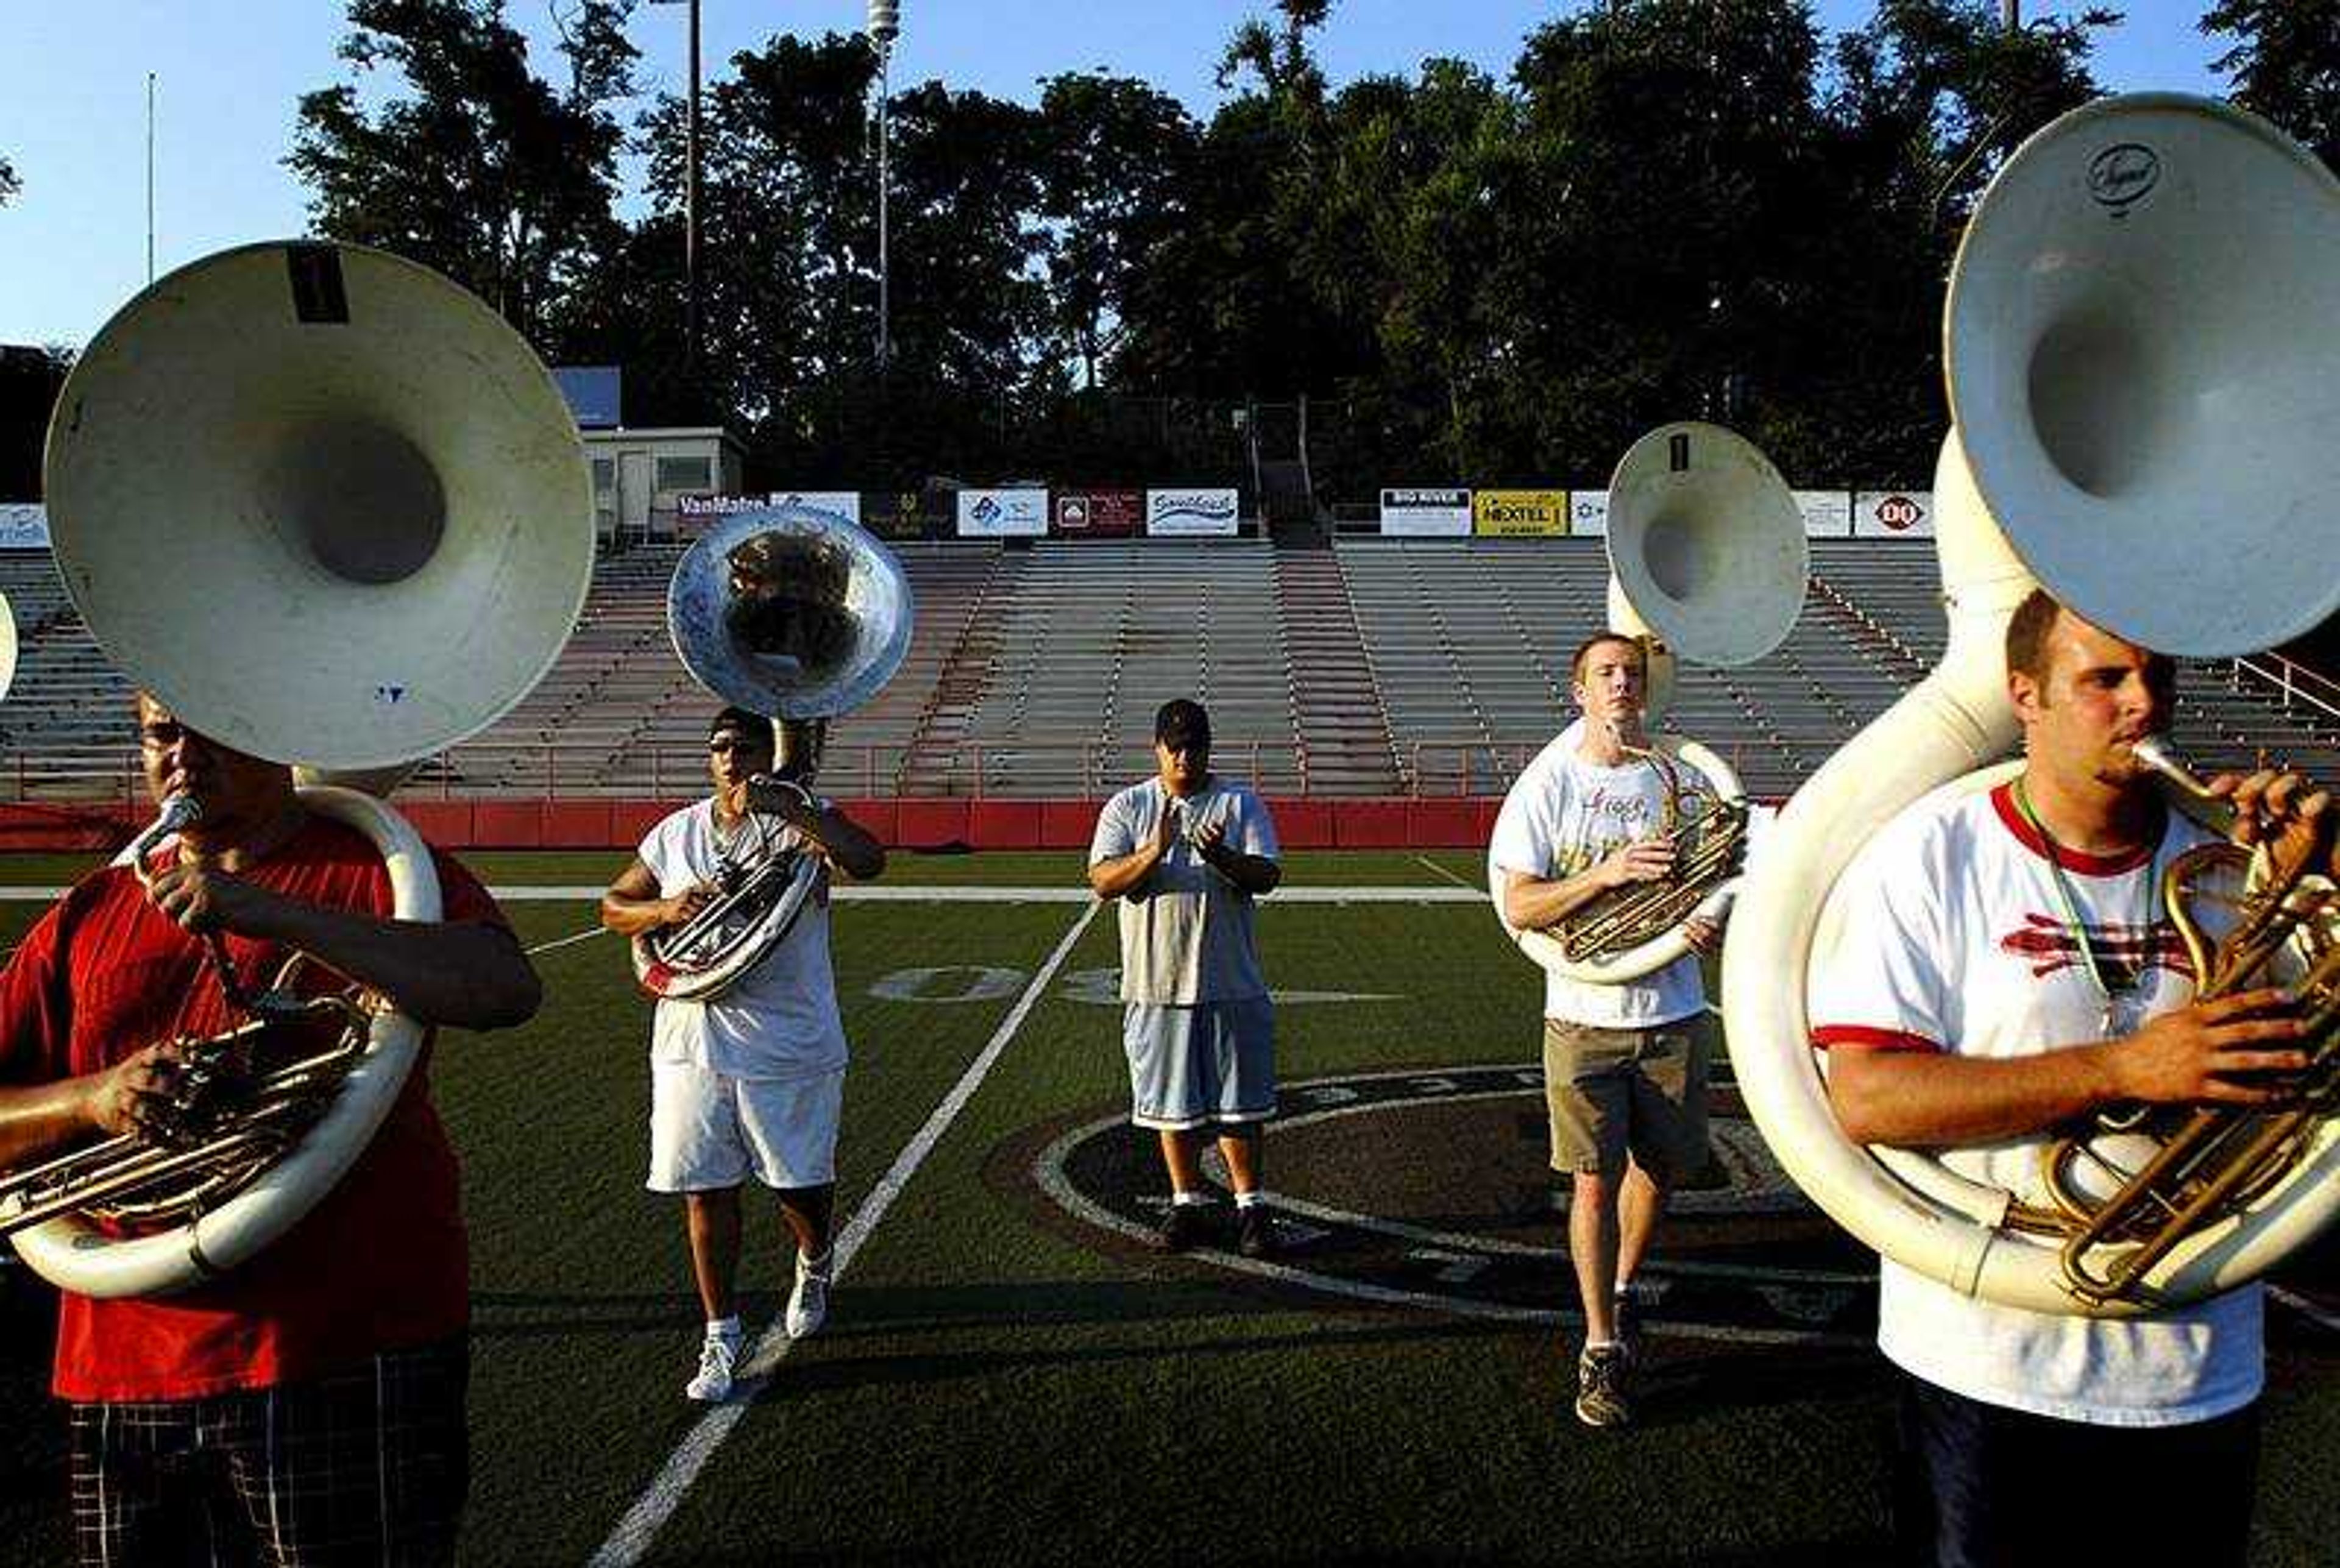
[631,502,912,1001]
[1498,422,1806,983]
[1723,94,2340,1314]
[4,239,593,1298]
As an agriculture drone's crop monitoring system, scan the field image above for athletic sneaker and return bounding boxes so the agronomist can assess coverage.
[686,1333,739,1402]
[1157,1201,1211,1252]
[1575,1344,1632,1428]
[1236,1205,1277,1259]
[787,1251,831,1339]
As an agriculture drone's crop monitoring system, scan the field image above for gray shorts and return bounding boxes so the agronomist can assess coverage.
[1542,1013,1712,1180]
[1122,999,1277,1131]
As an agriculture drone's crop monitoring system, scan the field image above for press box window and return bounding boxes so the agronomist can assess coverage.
[655,456,712,494]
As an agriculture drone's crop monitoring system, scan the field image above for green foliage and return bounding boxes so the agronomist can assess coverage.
[0,154,19,208]
[2204,0,2340,169]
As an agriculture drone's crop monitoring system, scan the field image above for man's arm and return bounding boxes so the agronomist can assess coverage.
[1499,840,1675,931]
[1090,802,1177,900]
[752,784,886,881]
[600,857,711,939]
[1827,987,2308,1148]
[1192,820,1281,895]
[144,866,541,1032]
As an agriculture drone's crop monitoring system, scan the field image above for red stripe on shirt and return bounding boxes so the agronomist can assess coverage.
[1810,1023,1943,1054]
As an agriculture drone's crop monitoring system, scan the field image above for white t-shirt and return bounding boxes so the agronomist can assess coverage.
[1487,725,1706,1027]
[638,797,849,1081]
[1811,779,2260,1425]
[1088,776,1279,1005]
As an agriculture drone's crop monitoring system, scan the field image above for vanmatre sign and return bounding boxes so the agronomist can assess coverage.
[1472,489,1568,536]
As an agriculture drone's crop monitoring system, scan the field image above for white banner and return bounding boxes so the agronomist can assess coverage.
[0,504,49,550]
[956,488,1049,537]
[1568,491,1609,537]
[1854,489,1935,539]
[1379,487,1472,537]
[1144,487,1239,537]
[770,490,863,525]
[1795,490,1853,537]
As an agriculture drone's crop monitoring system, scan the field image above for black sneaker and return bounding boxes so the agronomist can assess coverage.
[1156,1201,1211,1252]
[1575,1344,1632,1428]
[1236,1205,1277,1258]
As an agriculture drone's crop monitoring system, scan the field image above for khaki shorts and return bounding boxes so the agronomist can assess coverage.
[1542,1013,1712,1180]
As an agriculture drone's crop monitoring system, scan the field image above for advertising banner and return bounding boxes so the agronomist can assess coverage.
[956,488,1049,537]
[861,491,945,541]
[1053,489,1144,537]
[1379,487,1472,537]
[1145,487,1240,537]
[1472,489,1568,537]
[769,490,862,526]
[1854,489,1935,539]
[1568,491,1609,537]
[0,504,49,550]
[1794,490,1854,537]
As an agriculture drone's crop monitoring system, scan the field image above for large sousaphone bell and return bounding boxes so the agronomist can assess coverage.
[1723,94,2340,1314]
[631,502,912,1001]
[4,240,593,1297]
[1499,422,1806,983]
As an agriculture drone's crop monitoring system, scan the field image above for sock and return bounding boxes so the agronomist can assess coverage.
[798,1248,832,1275]
[1171,1190,1213,1207]
[706,1314,742,1341]
[1583,1338,1618,1352]
[1233,1190,1267,1210]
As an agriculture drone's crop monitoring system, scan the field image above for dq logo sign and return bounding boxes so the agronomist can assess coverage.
[1873,495,1921,531]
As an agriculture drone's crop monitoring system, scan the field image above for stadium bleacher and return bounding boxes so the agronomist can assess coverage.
[3,535,2336,806]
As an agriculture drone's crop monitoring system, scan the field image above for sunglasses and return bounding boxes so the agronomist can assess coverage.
[707,736,771,756]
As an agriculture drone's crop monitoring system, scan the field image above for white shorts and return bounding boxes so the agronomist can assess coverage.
[646,1062,844,1193]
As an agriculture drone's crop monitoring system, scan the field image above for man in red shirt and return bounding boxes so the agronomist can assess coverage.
[0,693,541,1566]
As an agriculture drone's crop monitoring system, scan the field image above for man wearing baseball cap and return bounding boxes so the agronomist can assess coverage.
[1087,699,1285,1255]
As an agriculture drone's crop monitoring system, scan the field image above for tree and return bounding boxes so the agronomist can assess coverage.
[0,154,19,208]
[287,0,636,343]
[2203,0,2340,169]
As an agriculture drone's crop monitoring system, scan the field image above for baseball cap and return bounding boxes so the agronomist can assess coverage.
[1154,698,1211,750]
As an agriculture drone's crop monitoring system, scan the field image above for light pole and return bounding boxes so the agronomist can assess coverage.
[868,0,899,369]
[648,0,703,381]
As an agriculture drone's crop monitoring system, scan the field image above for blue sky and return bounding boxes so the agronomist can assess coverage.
[1,1,2232,349]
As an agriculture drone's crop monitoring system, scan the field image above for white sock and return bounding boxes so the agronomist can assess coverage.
[1584,1338,1618,1352]
[1234,1190,1267,1210]
[1171,1190,1213,1207]
[706,1315,742,1341]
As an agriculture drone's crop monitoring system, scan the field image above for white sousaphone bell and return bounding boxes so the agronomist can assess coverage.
[1723,94,2340,1314]
[4,239,594,1297]
[1498,420,1807,984]
[631,502,913,1001]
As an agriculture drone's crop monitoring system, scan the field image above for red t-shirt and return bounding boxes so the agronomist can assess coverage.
[0,817,509,1401]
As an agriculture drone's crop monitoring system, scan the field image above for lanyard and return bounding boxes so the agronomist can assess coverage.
[2008,778,2163,1037]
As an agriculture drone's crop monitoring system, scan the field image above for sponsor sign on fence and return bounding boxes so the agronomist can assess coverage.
[1854,489,1935,538]
[1794,490,1854,537]
[956,488,1049,537]
[0,504,49,550]
[1472,489,1568,536]
[770,490,862,525]
[1380,488,1472,537]
[1568,491,1609,537]
[860,492,945,541]
[1145,487,1240,537]
[1054,489,1144,537]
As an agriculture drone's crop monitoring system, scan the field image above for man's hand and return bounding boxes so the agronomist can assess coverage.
[144,862,278,937]
[2105,987,2308,1105]
[665,882,718,928]
[87,1038,203,1140]
[2211,768,2335,890]
[1598,838,1675,889]
[1682,914,1723,956]
[1152,804,1181,862]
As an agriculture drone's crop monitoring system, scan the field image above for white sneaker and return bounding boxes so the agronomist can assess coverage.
[786,1251,831,1339]
[686,1332,739,1402]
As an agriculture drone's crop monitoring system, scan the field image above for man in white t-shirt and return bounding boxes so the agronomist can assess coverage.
[601,707,886,1403]
[1088,699,1283,1257]
[1489,631,1724,1428]
[1813,589,2323,1565]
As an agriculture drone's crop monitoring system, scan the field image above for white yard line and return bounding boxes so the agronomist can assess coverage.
[525,927,609,956]
[2271,1284,2340,1334]
[1413,854,1476,890]
[584,898,1101,1568]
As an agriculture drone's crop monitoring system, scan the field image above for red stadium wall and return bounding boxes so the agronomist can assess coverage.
[0,797,1509,853]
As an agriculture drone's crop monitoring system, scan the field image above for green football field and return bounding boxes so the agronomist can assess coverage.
[4,848,2339,1565]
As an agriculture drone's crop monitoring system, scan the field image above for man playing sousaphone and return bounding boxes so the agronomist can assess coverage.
[1489,631,1726,1428]
[0,692,542,1565]
[1812,589,2322,1564]
[600,706,885,1403]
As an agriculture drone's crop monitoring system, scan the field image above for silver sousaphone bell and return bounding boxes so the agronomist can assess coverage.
[631,503,913,1001]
